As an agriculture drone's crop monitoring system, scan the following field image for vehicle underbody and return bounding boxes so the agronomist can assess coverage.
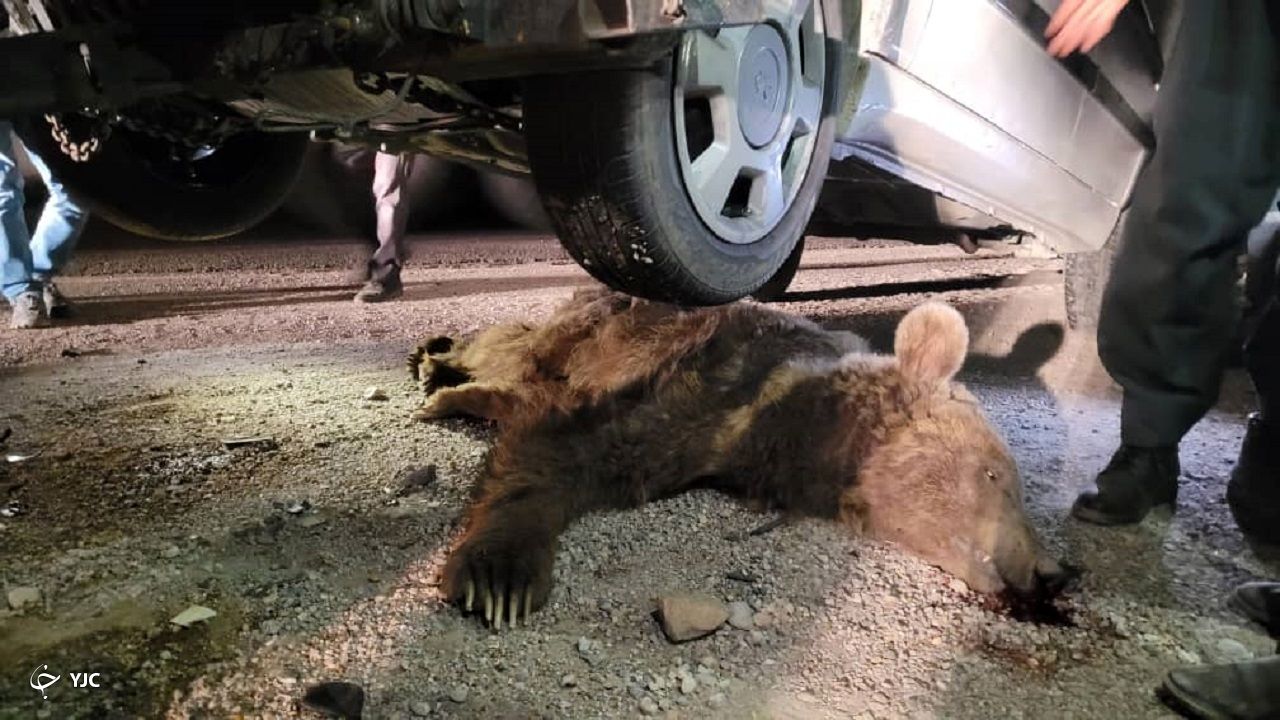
[0,0,779,176]
[0,0,1163,308]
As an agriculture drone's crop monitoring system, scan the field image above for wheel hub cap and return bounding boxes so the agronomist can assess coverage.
[673,0,827,245]
[737,24,790,148]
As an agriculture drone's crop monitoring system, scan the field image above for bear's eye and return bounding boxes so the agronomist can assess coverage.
[985,470,997,482]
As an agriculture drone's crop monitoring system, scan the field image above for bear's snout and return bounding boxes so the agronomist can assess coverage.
[1033,556,1081,598]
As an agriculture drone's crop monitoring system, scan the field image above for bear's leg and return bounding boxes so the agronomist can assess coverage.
[412,383,524,423]
[441,482,564,630]
[442,410,706,628]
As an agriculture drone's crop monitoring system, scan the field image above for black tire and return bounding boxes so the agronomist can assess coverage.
[523,4,843,305]
[24,117,308,241]
[751,236,805,301]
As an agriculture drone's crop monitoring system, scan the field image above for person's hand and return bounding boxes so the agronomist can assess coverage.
[1044,0,1130,57]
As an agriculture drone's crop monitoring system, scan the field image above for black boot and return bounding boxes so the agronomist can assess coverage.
[353,261,404,303]
[1161,655,1280,720]
[1227,414,1280,546]
[1229,582,1280,638]
[1071,445,1179,525]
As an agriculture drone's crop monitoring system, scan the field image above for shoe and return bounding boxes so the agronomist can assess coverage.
[1229,582,1280,638]
[8,291,50,329]
[1227,414,1280,546]
[1070,445,1179,525]
[40,279,72,318]
[353,272,403,303]
[1161,655,1280,720]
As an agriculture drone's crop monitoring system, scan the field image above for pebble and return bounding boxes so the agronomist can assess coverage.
[727,601,754,630]
[363,387,389,401]
[638,697,660,715]
[448,686,469,704]
[410,701,433,717]
[170,605,217,627]
[562,674,578,688]
[7,586,41,611]
[680,676,698,694]
[657,593,728,643]
[709,692,728,708]
[162,545,181,559]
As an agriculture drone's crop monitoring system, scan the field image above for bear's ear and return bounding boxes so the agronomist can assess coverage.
[893,302,969,386]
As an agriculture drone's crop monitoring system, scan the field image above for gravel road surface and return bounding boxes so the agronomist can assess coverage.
[1,229,1274,719]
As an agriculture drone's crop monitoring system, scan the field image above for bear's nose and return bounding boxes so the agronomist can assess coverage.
[1034,557,1082,598]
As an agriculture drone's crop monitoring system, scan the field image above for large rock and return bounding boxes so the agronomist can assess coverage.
[656,593,728,643]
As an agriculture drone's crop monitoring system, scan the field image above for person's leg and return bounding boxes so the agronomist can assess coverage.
[21,128,88,317]
[24,133,87,277]
[0,121,34,301]
[1073,3,1280,524]
[1242,226,1280,423]
[0,121,47,328]
[356,150,411,302]
[1228,224,1280,543]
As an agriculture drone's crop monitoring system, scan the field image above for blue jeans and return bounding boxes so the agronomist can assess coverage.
[1,120,89,302]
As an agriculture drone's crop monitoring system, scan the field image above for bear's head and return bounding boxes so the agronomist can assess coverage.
[841,302,1072,598]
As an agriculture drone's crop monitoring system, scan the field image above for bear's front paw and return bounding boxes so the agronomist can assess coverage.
[441,527,555,630]
[407,336,460,389]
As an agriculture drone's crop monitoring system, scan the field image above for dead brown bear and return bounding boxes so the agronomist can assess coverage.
[410,287,1071,629]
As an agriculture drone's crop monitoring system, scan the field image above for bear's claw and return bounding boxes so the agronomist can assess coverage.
[407,335,460,388]
[443,532,554,631]
[454,572,537,630]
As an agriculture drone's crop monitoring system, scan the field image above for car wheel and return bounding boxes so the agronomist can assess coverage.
[524,0,841,304]
[25,117,308,241]
[750,236,805,301]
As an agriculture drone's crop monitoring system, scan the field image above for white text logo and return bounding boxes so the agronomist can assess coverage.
[70,673,102,689]
[29,665,60,700]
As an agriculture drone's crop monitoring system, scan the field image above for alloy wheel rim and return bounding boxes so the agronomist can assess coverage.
[673,0,826,245]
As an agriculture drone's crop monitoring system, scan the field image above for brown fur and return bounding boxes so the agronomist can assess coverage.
[413,287,1061,628]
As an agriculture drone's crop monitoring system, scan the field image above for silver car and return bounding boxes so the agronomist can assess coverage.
[0,0,1167,308]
